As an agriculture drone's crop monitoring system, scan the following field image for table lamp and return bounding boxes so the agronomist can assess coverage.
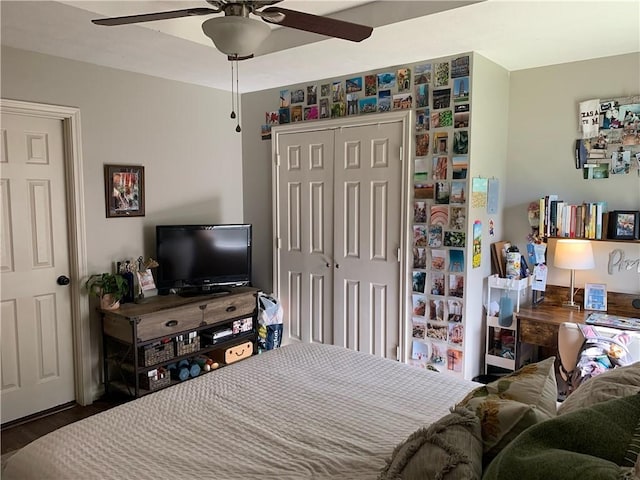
[553,239,595,310]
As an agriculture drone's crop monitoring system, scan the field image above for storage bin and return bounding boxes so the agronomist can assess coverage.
[175,335,200,357]
[135,340,174,367]
[209,341,254,365]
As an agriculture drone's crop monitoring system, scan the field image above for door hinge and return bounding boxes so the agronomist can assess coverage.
[276,237,281,249]
[399,146,403,162]
[397,247,401,262]
[396,345,401,362]
[275,153,281,166]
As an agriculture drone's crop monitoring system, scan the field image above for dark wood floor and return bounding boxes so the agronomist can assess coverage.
[1,396,128,454]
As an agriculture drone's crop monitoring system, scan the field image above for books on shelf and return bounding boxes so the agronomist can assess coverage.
[538,196,608,239]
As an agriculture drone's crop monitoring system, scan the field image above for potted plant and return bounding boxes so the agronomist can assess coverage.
[85,273,129,310]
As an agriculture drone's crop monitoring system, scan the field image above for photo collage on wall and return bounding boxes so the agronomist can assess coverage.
[410,54,470,375]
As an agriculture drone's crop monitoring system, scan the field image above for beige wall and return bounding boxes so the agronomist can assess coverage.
[505,53,640,294]
[1,46,244,396]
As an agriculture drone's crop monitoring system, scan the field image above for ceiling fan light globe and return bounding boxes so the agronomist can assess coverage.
[202,16,271,57]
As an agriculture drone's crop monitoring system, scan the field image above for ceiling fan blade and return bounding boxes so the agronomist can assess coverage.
[262,7,372,42]
[92,7,217,26]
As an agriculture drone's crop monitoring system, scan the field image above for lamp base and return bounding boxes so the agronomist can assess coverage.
[561,300,581,310]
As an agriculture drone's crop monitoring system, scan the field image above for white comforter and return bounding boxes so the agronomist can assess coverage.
[3,343,476,480]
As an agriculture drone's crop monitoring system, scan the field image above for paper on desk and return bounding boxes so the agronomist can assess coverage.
[532,264,548,292]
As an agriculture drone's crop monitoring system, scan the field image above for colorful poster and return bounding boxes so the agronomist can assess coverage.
[487,178,500,214]
[579,98,600,139]
[471,177,488,208]
[472,220,482,268]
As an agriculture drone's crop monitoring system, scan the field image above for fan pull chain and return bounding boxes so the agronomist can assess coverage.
[235,59,241,133]
[230,61,236,120]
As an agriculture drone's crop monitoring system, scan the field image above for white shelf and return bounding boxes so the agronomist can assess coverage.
[486,315,516,330]
[485,353,515,371]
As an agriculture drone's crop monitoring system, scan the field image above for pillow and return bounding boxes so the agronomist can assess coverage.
[378,406,482,480]
[483,393,640,480]
[456,357,557,462]
[558,362,640,415]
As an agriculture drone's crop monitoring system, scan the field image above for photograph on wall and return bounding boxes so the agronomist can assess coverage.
[278,107,290,124]
[453,130,469,154]
[104,164,145,218]
[429,299,445,321]
[448,299,463,322]
[291,105,303,122]
[432,155,448,180]
[449,249,464,273]
[303,106,318,121]
[359,97,377,114]
[452,156,468,179]
[378,90,391,112]
[439,110,453,128]
[377,72,396,90]
[453,77,469,102]
[433,132,449,155]
[444,231,466,248]
[451,56,470,78]
[416,84,429,108]
[346,76,362,93]
[579,98,600,139]
[411,340,430,361]
[332,81,345,103]
[448,322,463,345]
[428,225,443,248]
[261,124,272,140]
[393,93,413,110]
[600,100,620,129]
[306,85,317,105]
[431,111,442,129]
[397,68,411,92]
[413,271,427,293]
[430,205,449,226]
[435,181,450,204]
[451,181,467,204]
[427,322,448,342]
[279,89,290,107]
[430,342,447,366]
[448,274,464,298]
[447,348,463,373]
[265,111,279,125]
[412,317,426,339]
[319,98,330,119]
[347,93,359,115]
[434,62,450,87]
[331,102,346,118]
[413,247,427,268]
[471,177,489,207]
[414,63,432,84]
[413,225,428,246]
[487,178,500,214]
[583,164,609,179]
[414,182,434,200]
[415,156,429,175]
[416,108,430,132]
[433,88,451,109]
[415,132,430,156]
[320,83,331,97]
[431,249,446,270]
[414,171,429,186]
[619,103,640,128]
[454,104,470,128]
[412,294,427,316]
[291,88,305,104]
[414,200,428,223]
[450,206,466,230]
[365,74,377,96]
[472,220,482,268]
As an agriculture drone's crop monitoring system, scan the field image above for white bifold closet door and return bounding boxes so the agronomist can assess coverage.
[274,114,407,360]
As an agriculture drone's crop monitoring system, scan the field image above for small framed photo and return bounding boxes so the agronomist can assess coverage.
[607,210,640,240]
[104,164,145,218]
[584,283,607,312]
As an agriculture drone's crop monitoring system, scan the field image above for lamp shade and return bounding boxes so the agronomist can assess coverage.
[202,16,271,57]
[553,239,595,270]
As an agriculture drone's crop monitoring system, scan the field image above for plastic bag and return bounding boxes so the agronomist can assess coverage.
[257,293,283,351]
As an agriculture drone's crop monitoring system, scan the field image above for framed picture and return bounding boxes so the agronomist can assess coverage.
[584,283,607,312]
[104,164,145,218]
[607,210,640,240]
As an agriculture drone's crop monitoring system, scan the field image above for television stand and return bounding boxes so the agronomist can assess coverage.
[178,287,231,297]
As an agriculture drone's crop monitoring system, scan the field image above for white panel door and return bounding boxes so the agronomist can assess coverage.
[1,112,75,423]
[275,129,335,344]
[333,121,404,359]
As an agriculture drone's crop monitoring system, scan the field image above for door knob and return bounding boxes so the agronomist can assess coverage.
[57,275,70,286]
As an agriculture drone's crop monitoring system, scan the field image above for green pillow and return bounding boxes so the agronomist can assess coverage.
[483,394,640,480]
[379,407,482,480]
[457,357,557,463]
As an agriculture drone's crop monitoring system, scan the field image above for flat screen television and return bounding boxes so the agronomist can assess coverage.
[155,224,252,295]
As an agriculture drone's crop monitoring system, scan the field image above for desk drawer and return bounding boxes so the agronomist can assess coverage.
[519,320,558,348]
[202,292,256,326]
[136,304,204,342]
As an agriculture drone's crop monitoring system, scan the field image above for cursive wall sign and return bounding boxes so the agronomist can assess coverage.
[608,248,640,274]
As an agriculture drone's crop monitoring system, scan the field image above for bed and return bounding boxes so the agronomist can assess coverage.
[3,343,477,480]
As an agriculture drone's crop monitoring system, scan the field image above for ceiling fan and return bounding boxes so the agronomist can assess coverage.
[91,1,373,60]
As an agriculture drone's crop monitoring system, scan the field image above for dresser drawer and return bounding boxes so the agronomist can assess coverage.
[136,304,205,342]
[202,291,256,326]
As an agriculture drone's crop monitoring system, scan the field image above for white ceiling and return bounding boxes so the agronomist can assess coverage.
[2,1,639,93]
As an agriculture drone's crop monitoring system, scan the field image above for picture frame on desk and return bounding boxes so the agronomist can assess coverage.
[607,210,640,240]
[584,283,607,312]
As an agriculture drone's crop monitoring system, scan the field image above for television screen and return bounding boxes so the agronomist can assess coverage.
[156,224,251,294]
